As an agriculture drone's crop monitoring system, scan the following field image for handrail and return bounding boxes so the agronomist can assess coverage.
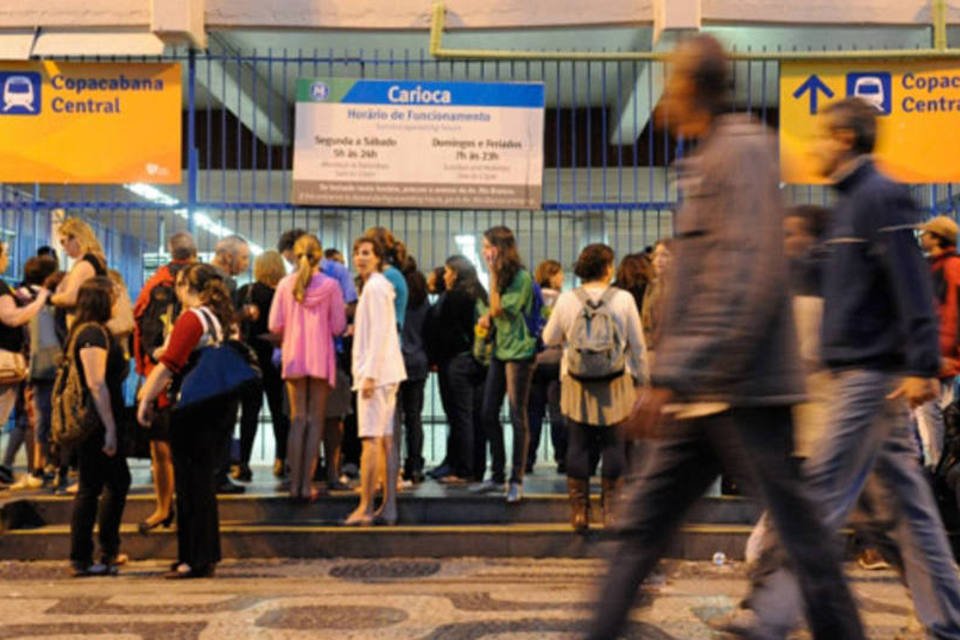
[429,0,958,62]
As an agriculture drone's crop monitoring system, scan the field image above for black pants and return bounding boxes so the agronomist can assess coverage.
[438,353,486,479]
[399,378,426,475]
[238,381,263,466]
[565,420,625,480]
[238,346,287,465]
[587,406,865,640]
[216,396,242,485]
[70,431,131,565]
[527,360,564,470]
[481,357,534,484]
[171,401,230,570]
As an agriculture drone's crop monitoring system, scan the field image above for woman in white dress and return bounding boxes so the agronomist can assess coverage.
[344,236,407,526]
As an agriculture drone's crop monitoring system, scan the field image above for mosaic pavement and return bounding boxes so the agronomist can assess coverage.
[0,558,921,639]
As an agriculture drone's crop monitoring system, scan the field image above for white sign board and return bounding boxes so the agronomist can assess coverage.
[292,78,545,209]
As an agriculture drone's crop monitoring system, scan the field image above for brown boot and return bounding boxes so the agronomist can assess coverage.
[601,477,624,528]
[567,477,590,533]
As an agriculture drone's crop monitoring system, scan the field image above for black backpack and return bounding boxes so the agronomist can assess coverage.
[135,263,184,369]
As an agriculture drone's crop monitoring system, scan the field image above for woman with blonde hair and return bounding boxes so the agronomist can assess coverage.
[268,235,346,501]
[49,217,109,494]
[234,250,288,482]
[51,218,107,315]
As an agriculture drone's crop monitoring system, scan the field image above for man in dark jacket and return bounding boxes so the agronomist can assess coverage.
[586,35,865,640]
[730,98,960,639]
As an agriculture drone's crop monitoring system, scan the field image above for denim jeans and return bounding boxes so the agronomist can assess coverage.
[588,406,864,640]
[438,353,486,479]
[481,357,534,484]
[70,431,131,565]
[746,369,960,639]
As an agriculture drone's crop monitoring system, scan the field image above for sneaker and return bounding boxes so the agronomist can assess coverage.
[469,479,505,495]
[216,480,246,495]
[327,479,351,492]
[427,464,452,480]
[70,561,118,577]
[506,482,524,503]
[0,465,13,485]
[857,548,891,571]
[52,475,69,495]
[706,607,779,639]
[9,474,43,490]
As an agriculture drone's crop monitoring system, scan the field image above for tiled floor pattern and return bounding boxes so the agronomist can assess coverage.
[0,558,919,639]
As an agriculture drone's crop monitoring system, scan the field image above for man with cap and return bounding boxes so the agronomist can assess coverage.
[918,214,960,470]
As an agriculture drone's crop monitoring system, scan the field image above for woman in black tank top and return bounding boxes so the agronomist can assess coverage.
[50,219,108,326]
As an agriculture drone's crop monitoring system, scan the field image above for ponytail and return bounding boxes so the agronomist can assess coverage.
[292,234,323,303]
[181,263,236,332]
[199,279,236,332]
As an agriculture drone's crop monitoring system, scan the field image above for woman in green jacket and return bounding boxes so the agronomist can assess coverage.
[472,226,536,503]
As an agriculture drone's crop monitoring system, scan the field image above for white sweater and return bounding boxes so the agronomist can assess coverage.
[541,283,646,381]
[352,272,407,389]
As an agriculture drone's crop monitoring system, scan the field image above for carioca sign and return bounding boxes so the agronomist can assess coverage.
[0,61,180,184]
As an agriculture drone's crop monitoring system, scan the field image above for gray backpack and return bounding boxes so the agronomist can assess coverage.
[565,287,626,382]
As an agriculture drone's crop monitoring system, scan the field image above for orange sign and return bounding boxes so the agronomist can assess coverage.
[781,61,960,184]
[0,61,181,184]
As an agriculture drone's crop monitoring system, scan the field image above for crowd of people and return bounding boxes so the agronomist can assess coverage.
[0,214,665,577]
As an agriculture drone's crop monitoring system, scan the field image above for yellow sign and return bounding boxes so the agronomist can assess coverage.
[780,61,960,184]
[0,61,181,184]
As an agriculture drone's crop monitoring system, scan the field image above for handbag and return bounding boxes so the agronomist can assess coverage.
[173,308,261,418]
[0,349,27,384]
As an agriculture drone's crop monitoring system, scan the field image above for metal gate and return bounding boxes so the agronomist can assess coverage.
[0,44,952,465]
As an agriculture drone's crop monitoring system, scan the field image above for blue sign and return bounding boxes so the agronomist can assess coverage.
[792,75,834,115]
[340,80,545,108]
[846,72,892,115]
[0,72,41,115]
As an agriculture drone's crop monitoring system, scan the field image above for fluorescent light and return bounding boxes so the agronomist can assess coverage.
[124,183,179,206]
[125,185,264,256]
[454,233,488,289]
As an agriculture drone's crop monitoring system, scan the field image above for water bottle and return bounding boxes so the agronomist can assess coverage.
[712,551,726,567]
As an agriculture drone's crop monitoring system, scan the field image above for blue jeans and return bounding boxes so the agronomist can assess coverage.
[481,357,534,485]
[588,406,864,640]
[747,369,960,639]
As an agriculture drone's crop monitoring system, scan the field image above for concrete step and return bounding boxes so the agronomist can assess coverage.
[0,521,756,561]
[1,492,761,530]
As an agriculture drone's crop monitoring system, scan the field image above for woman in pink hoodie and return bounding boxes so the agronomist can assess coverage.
[268,234,346,501]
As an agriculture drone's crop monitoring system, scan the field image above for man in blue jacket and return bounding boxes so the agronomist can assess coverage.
[728,97,960,639]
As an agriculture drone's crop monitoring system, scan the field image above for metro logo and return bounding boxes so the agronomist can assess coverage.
[0,72,41,116]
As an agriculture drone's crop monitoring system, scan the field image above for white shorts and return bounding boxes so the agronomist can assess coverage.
[357,384,398,438]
